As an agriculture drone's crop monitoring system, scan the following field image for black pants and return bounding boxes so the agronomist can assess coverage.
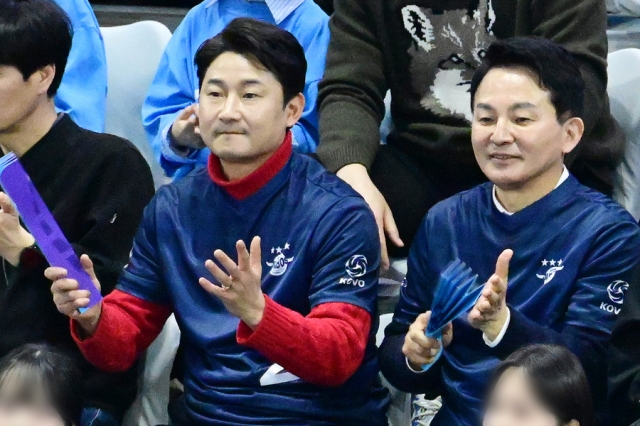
[369,145,487,258]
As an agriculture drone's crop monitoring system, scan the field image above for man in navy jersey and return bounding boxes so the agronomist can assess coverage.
[379,37,640,426]
[46,18,389,426]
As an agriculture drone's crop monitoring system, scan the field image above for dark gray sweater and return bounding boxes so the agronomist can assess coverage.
[318,0,623,195]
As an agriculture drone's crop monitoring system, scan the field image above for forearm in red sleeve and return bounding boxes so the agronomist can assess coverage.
[237,296,371,387]
[71,289,172,373]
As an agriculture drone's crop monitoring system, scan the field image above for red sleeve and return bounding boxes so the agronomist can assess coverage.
[237,296,371,387]
[71,289,172,373]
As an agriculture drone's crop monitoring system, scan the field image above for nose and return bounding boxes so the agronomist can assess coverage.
[218,94,241,123]
[489,118,515,145]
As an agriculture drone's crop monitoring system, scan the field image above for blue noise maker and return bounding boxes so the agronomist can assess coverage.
[423,259,482,370]
[0,153,102,312]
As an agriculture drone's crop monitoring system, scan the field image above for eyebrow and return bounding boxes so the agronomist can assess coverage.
[205,78,264,88]
[475,102,537,111]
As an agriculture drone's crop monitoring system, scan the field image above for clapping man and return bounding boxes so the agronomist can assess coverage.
[379,37,640,426]
[48,19,388,425]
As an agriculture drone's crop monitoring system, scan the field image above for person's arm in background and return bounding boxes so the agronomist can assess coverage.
[317,0,386,171]
[141,11,208,179]
[316,0,402,269]
[286,4,331,153]
[609,254,640,426]
[54,0,107,133]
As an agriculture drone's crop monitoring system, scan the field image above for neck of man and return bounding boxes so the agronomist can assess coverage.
[495,163,565,213]
[220,150,276,181]
[0,98,58,158]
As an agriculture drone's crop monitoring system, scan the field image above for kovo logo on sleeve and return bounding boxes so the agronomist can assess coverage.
[600,280,629,315]
[340,255,368,287]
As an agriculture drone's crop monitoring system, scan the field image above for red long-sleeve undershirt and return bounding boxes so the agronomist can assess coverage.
[71,290,371,387]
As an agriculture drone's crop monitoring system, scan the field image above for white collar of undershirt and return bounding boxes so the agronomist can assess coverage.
[493,166,569,215]
[205,0,304,24]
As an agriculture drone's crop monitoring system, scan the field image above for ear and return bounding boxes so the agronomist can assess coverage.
[31,65,56,96]
[193,103,201,136]
[284,93,305,129]
[565,419,580,426]
[561,116,584,155]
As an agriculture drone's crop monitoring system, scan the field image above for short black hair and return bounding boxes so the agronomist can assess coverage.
[488,344,595,426]
[194,17,307,105]
[470,36,585,121]
[0,0,72,97]
[0,344,82,426]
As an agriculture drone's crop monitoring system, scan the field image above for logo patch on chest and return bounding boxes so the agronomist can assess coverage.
[266,243,294,276]
[536,259,564,285]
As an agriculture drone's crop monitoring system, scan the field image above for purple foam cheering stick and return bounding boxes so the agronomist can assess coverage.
[0,153,102,311]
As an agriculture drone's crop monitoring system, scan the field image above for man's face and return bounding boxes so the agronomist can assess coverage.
[0,66,41,134]
[471,67,582,191]
[196,52,302,164]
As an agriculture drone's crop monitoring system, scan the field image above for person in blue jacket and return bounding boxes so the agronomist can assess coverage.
[142,0,329,180]
[53,0,107,133]
[379,37,640,426]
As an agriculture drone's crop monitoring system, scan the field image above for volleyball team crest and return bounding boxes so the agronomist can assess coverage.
[266,243,294,276]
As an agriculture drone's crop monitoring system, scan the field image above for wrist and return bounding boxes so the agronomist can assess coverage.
[336,163,368,180]
[243,294,266,330]
[76,304,102,339]
[406,356,428,373]
[482,308,509,341]
[6,232,36,267]
[169,126,193,157]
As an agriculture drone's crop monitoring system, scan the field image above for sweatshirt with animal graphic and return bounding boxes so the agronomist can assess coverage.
[318,0,623,196]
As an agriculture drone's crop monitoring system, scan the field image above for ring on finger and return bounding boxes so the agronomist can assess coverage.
[221,276,233,290]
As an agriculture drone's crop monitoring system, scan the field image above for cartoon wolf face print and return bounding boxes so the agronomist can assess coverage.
[402,0,497,122]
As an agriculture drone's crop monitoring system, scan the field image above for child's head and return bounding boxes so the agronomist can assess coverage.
[0,344,81,426]
[483,344,594,426]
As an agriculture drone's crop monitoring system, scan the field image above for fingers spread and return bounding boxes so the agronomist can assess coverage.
[204,259,231,287]
[213,250,239,279]
[199,277,232,299]
[249,236,261,270]
[236,240,250,271]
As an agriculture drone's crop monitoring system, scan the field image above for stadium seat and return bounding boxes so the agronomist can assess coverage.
[609,48,640,220]
[123,315,181,426]
[100,21,172,187]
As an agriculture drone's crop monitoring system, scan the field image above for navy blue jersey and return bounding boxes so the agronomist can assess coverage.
[390,175,640,426]
[118,154,388,425]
